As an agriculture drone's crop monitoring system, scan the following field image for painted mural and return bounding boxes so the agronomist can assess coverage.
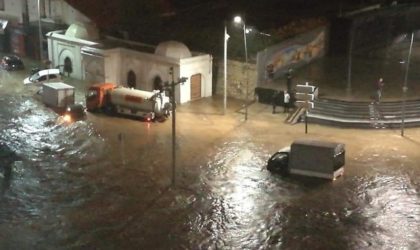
[257,27,326,84]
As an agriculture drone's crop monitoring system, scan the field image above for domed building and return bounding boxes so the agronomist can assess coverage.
[99,39,212,104]
[47,22,100,79]
[154,41,192,59]
[48,22,212,104]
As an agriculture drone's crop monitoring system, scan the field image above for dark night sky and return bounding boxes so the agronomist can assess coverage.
[65,0,414,31]
[66,0,395,30]
[64,0,412,55]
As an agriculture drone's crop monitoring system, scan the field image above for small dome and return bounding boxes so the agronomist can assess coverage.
[65,23,99,40]
[155,41,191,59]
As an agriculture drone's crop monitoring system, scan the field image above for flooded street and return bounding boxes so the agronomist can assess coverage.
[1,61,420,249]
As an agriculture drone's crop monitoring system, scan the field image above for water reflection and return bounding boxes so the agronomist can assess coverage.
[187,138,420,249]
[0,95,107,249]
[0,75,420,248]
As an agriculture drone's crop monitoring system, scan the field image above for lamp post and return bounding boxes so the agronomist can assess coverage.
[37,0,43,61]
[401,32,414,137]
[223,24,230,115]
[234,16,249,121]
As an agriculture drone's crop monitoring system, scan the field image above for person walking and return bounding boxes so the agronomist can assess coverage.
[283,90,290,113]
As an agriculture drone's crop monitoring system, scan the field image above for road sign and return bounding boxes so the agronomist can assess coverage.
[296,84,316,94]
[295,93,315,101]
[296,100,314,109]
[295,83,317,135]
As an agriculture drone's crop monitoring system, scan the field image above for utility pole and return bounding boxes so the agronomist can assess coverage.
[401,32,414,137]
[170,67,176,185]
[37,0,43,61]
[243,21,249,121]
[224,24,229,115]
[166,67,188,186]
[347,27,354,95]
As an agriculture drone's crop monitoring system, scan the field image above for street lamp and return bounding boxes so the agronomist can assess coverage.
[37,0,43,61]
[401,32,414,137]
[223,24,230,115]
[234,15,249,121]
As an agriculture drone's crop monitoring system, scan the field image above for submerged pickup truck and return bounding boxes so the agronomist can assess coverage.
[267,139,345,180]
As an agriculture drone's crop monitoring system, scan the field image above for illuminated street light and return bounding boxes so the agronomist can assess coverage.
[234,15,249,121]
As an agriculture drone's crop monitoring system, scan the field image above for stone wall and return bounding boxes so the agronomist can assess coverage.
[215,59,257,100]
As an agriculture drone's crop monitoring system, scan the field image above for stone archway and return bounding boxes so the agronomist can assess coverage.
[58,48,75,77]
[64,57,73,76]
[127,70,136,88]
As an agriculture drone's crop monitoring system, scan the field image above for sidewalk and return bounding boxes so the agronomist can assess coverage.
[260,42,420,102]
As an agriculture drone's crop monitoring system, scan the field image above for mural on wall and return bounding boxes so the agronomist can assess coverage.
[257,27,326,84]
[267,31,324,78]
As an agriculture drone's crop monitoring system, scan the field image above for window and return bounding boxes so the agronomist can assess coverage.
[127,70,136,88]
[0,0,4,11]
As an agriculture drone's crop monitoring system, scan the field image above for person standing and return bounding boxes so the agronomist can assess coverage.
[286,68,293,93]
[272,90,280,114]
[283,90,290,113]
[375,78,384,103]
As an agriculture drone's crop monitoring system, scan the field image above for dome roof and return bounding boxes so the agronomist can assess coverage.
[64,23,99,40]
[155,41,191,59]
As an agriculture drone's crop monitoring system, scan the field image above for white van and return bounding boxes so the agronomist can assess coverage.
[24,68,61,85]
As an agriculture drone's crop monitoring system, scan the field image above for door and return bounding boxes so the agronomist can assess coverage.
[190,73,201,101]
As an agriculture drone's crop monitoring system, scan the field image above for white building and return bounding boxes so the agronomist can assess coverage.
[0,0,94,58]
[47,22,99,79]
[102,40,213,104]
[48,26,213,104]
[0,0,90,24]
[0,0,213,103]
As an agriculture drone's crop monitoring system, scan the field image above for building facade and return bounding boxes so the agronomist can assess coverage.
[0,0,91,59]
[48,28,213,104]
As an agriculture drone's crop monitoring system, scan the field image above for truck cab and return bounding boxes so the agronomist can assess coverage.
[86,83,116,111]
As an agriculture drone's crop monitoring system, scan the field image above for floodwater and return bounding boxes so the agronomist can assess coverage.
[1,62,420,249]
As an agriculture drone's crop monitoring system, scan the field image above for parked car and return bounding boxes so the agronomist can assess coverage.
[1,55,24,71]
[23,68,61,85]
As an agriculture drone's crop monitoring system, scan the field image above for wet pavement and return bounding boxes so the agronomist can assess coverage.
[0,49,420,249]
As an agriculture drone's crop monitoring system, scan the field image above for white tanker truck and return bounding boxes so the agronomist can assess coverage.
[86,83,171,121]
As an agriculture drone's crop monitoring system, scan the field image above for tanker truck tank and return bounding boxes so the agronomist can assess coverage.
[108,87,171,121]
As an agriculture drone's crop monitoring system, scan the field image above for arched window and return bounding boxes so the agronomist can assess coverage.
[127,70,136,88]
[153,75,163,92]
[64,57,72,76]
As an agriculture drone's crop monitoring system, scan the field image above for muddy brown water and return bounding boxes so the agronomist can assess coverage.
[1,57,420,249]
